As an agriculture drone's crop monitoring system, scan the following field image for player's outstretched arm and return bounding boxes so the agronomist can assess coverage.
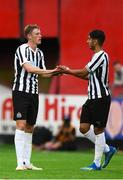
[57,65,89,80]
[23,63,62,77]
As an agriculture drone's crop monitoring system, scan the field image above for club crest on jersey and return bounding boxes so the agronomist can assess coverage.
[16,112,22,118]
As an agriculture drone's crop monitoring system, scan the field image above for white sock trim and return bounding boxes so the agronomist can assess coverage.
[84,128,95,143]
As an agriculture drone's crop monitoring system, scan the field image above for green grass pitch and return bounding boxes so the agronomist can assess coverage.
[0,144,123,179]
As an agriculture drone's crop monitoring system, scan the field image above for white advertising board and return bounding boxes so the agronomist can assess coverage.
[0,93,87,136]
[0,92,123,139]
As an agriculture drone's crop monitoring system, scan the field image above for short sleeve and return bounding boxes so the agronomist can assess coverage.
[16,45,29,66]
[86,52,104,72]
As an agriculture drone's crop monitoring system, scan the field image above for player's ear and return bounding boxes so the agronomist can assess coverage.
[27,33,32,40]
[93,39,98,45]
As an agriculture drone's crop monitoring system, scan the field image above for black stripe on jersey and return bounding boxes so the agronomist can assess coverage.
[38,51,43,69]
[26,48,32,93]
[92,74,98,99]
[104,54,108,85]
[33,74,37,94]
[27,47,30,60]
[29,73,34,93]
[14,58,22,90]
[15,52,20,59]
[31,51,35,62]
[25,46,29,58]
[18,47,24,64]
[36,52,39,66]
[104,54,109,92]
[35,80,38,94]
[89,77,92,99]
[23,71,28,92]
[89,52,104,70]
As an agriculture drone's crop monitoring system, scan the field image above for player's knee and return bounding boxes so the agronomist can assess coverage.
[79,126,87,134]
[94,127,104,135]
[25,123,34,133]
[16,120,26,130]
[79,123,90,134]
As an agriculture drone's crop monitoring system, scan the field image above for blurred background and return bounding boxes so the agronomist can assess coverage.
[0,0,123,150]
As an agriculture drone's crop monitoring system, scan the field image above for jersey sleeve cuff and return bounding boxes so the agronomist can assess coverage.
[85,65,91,72]
[21,60,30,66]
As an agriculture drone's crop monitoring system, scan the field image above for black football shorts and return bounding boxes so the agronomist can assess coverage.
[80,95,111,128]
[12,91,39,125]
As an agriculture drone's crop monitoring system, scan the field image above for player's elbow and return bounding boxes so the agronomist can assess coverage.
[25,67,34,73]
[23,63,36,73]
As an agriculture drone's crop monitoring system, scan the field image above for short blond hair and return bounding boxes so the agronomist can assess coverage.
[24,24,40,38]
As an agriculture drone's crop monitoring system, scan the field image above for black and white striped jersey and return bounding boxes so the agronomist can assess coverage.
[86,50,110,99]
[12,43,46,94]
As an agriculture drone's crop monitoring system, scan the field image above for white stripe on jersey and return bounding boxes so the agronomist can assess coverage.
[13,54,18,90]
[101,58,109,96]
[42,55,46,70]
[91,75,94,97]
[25,73,31,93]
[18,68,26,91]
[93,73,102,98]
